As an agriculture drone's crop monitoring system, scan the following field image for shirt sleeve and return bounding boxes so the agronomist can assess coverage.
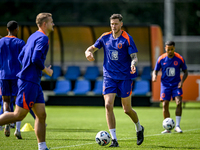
[31,36,48,70]
[128,36,138,54]
[93,36,103,49]
[19,40,25,53]
[154,57,161,71]
[181,58,187,71]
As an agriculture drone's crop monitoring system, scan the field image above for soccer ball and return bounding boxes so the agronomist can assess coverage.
[163,118,175,130]
[95,131,111,146]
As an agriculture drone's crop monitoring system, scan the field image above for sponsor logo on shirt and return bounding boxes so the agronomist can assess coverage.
[166,67,175,76]
[109,50,118,60]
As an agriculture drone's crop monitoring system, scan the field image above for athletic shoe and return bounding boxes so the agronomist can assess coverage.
[4,124,10,137]
[14,129,22,139]
[174,126,183,133]
[10,123,15,128]
[161,129,171,134]
[137,125,144,145]
[109,139,119,147]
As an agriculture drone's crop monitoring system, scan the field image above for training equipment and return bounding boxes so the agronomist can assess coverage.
[20,123,34,132]
[95,131,110,146]
[163,118,175,130]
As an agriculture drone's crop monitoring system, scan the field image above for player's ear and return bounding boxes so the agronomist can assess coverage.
[164,47,167,52]
[42,22,46,27]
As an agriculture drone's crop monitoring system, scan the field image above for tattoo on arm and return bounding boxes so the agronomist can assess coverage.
[130,53,138,66]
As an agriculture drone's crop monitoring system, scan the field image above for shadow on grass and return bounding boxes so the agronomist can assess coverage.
[148,145,199,149]
[47,128,98,133]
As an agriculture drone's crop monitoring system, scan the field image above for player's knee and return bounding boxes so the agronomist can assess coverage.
[176,100,182,107]
[163,102,169,109]
[124,109,130,115]
[105,103,113,111]
[37,112,46,120]
[123,107,133,115]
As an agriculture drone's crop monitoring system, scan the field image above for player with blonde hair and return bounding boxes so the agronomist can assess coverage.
[0,13,54,150]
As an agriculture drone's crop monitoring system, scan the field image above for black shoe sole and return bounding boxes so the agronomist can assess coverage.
[137,126,144,145]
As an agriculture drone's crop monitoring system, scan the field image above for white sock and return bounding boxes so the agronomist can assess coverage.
[4,111,9,114]
[38,142,47,150]
[135,121,142,132]
[109,129,117,141]
[176,116,181,127]
[16,121,21,131]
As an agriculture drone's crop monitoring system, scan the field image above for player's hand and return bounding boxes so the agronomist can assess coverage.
[152,75,157,82]
[178,81,183,88]
[43,65,53,76]
[131,65,136,74]
[85,51,95,62]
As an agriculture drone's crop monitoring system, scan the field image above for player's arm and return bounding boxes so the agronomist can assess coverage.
[130,53,138,74]
[32,37,48,70]
[152,70,158,82]
[178,69,188,88]
[85,45,98,62]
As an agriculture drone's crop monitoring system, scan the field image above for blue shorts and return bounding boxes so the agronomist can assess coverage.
[103,77,133,98]
[0,79,18,96]
[15,79,45,110]
[160,85,183,101]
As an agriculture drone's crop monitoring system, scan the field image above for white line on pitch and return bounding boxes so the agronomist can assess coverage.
[50,128,200,149]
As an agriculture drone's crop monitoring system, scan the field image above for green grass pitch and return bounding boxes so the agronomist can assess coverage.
[0,102,200,150]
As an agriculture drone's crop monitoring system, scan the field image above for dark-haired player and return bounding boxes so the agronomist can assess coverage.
[152,41,188,133]
[0,20,25,138]
[85,14,144,147]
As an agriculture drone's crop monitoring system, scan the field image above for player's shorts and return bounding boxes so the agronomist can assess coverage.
[103,77,133,98]
[160,85,183,101]
[0,79,18,96]
[15,79,45,110]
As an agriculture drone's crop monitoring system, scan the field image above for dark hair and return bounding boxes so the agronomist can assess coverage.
[165,41,175,46]
[7,21,18,31]
[110,14,123,21]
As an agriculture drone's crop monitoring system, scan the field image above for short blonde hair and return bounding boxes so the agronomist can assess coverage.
[36,13,52,27]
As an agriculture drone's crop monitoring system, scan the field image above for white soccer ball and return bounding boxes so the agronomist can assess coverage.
[95,131,111,146]
[163,118,175,130]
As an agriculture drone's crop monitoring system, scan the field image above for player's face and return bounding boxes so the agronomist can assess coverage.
[165,45,175,58]
[46,17,54,33]
[110,19,122,35]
